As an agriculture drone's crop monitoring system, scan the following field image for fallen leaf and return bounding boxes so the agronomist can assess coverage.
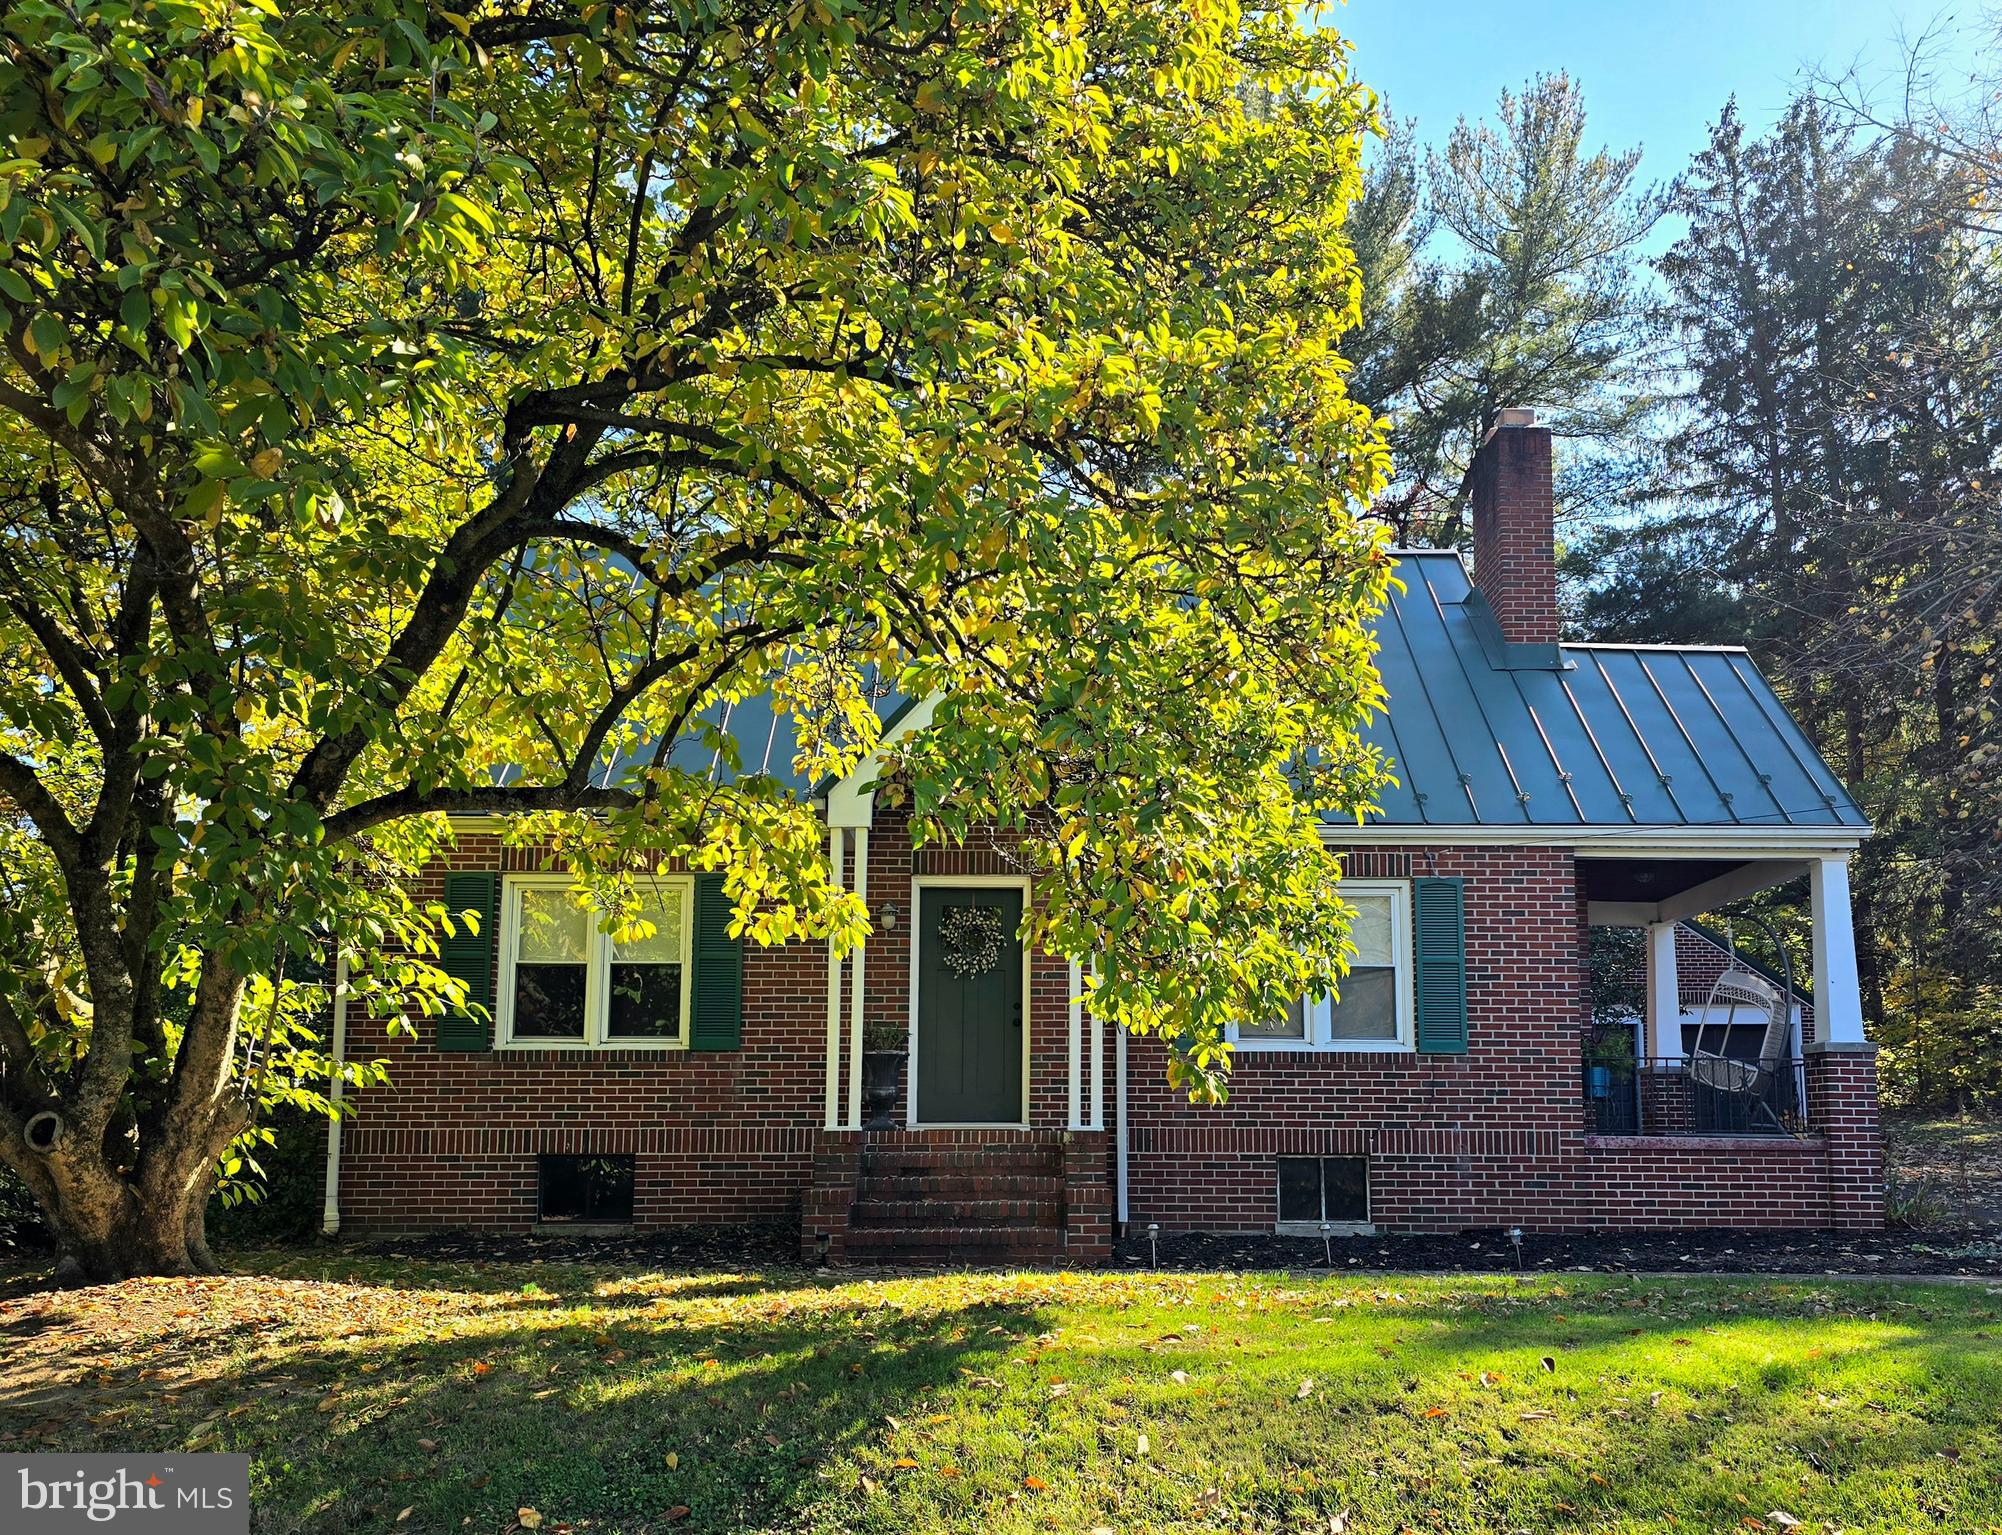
[893,1458,919,1470]
[1423,1407,1448,1419]
[1330,1514,1349,1535]
[1297,1378,1316,1399]
[1024,1476,1047,1491]
[397,1510,414,1523]
[857,1475,880,1497]
[1170,1370,1190,1385]
[418,1439,439,1454]
[664,1452,678,1470]
[469,1476,490,1491]
[1765,1514,1801,1530]
[939,1465,960,1478]
[663,1507,691,1523]
[1136,1433,1150,1457]
[517,1511,543,1532]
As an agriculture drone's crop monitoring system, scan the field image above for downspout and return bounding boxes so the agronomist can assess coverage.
[319,951,350,1237]
[1114,1010,1129,1230]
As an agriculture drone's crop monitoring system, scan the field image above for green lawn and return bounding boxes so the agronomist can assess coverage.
[3,1256,2000,1534]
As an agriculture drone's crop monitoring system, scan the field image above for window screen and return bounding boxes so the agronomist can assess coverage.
[1241,994,1310,1041]
[511,886,589,1038]
[607,885,686,1040]
[1276,1157,1369,1225]
[538,1154,635,1224]
[1328,895,1398,1040]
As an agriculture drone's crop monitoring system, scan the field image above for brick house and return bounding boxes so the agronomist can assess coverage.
[321,410,1882,1260]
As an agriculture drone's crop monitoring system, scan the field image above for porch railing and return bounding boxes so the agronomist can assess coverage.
[1584,1056,1808,1138]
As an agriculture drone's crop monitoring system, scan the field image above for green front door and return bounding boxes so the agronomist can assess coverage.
[915,886,1024,1124]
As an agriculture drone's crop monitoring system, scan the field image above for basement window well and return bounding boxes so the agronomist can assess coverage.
[537,1154,636,1226]
[1276,1156,1370,1235]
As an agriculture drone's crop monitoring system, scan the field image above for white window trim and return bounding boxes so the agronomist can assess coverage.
[496,873,694,1050]
[1230,880,1415,1054]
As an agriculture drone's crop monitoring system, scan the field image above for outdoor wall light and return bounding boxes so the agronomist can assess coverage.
[877,901,901,931]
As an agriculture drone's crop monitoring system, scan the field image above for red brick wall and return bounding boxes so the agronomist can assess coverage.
[337,833,830,1233]
[335,829,1883,1237]
[336,816,1080,1233]
[1118,846,1883,1233]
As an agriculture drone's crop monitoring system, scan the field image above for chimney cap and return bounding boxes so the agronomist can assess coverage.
[1485,406,1539,439]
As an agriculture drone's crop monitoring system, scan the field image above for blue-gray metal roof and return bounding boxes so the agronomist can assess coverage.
[1356,552,1867,830]
[557,552,1863,833]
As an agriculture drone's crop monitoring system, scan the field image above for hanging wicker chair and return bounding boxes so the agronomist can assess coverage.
[1686,920,1798,1134]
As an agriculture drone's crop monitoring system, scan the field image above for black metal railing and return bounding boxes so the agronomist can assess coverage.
[1584,1056,1808,1138]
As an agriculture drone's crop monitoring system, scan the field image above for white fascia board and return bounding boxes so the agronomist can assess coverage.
[1322,822,1868,856]
[826,693,939,829]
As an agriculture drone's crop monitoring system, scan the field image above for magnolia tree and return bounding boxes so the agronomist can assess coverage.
[0,0,1393,1279]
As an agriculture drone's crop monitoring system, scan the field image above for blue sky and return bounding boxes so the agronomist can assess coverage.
[1331,0,1978,245]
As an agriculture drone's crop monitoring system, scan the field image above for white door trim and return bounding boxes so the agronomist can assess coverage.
[907,873,1033,1129]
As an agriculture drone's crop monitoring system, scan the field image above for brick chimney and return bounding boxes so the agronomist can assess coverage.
[1468,407,1558,646]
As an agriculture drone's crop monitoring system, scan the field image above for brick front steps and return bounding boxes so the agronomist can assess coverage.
[801,1128,1112,1266]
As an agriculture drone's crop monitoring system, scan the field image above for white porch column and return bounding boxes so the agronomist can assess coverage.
[823,827,846,1130]
[1810,854,1867,1044]
[845,826,870,1128]
[1088,958,1105,1130]
[1067,959,1083,1129]
[1644,921,1682,1060]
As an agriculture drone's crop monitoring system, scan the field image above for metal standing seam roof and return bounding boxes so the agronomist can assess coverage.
[574,551,1866,833]
[1355,552,1868,830]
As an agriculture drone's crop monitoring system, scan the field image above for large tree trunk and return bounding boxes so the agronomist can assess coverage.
[1,961,247,1283]
[4,1130,227,1284]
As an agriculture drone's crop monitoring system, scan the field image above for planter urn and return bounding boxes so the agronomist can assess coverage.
[861,1050,906,1131]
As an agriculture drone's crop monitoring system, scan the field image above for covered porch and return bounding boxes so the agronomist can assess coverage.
[1581,841,1872,1141]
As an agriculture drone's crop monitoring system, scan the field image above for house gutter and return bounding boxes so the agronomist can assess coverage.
[319,951,350,1237]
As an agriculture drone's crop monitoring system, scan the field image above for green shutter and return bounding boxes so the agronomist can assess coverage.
[438,871,498,1052]
[688,872,742,1051]
[1412,877,1468,1055]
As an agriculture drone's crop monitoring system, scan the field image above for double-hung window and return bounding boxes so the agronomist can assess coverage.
[498,875,692,1048]
[1233,880,1414,1052]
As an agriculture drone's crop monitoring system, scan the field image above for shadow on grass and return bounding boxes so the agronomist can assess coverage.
[10,1272,1054,1535]
[12,1269,2002,1534]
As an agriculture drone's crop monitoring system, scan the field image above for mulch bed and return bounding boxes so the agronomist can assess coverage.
[1114,1225,2002,1277]
[349,1221,2002,1278]
[346,1221,805,1271]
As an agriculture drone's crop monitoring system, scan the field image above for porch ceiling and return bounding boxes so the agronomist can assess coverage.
[1580,858,1751,905]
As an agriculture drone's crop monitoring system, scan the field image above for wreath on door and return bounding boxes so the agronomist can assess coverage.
[939,903,1006,978]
